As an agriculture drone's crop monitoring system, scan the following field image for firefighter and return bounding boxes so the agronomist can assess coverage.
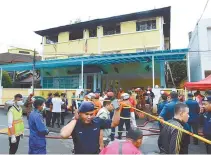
[93,93,102,116]
[7,94,24,154]
[118,93,132,139]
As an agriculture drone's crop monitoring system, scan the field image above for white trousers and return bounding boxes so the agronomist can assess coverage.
[130,112,137,128]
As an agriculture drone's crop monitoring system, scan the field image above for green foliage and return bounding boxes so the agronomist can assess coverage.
[168,61,187,87]
[2,71,12,88]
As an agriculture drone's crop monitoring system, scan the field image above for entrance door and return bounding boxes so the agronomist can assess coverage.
[86,75,94,91]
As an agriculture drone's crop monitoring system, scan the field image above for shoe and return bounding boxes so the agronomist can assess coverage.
[118,136,122,140]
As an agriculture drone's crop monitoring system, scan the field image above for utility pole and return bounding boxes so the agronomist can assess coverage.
[32,49,36,95]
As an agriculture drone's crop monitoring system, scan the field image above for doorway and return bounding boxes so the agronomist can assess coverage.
[86,75,94,91]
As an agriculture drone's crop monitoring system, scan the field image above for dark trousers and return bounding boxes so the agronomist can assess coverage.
[118,118,131,139]
[188,122,199,144]
[9,136,20,154]
[61,112,65,125]
[72,101,77,114]
[204,135,211,154]
[46,110,52,126]
[52,112,61,127]
[110,111,115,141]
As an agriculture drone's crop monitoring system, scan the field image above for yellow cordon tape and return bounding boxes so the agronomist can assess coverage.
[130,106,211,145]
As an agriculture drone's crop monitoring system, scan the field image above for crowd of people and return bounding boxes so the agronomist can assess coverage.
[6,88,211,154]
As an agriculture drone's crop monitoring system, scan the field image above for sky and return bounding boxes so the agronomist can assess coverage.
[0,0,211,54]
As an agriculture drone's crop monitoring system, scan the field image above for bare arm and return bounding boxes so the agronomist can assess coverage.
[60,119,77,138]
[111,109,120,128]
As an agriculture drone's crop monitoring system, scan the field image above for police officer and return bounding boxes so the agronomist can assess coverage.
[202,96,211,153]
[159,91,179,121]
[60,100,127,154]
[185,93,200,145]
[118,93,131,140]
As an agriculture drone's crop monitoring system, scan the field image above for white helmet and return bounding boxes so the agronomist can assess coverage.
[161,91,164,94]
[87,93,96,99]
[121,93,130,100]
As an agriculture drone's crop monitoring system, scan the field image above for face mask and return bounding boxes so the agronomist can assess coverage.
[17,101,23,106]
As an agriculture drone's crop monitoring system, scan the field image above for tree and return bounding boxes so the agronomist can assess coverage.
[70,18,82,24]
[167,61,187,88]
[2,71,12,88]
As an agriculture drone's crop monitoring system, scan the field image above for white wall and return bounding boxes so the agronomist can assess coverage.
[189,26,202,81]
[189,19,211,81]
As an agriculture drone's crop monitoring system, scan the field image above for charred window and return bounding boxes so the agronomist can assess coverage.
[46,35,58,44]
[103,23,120,36]
[89,28,97,37]
[136,20,156,31]
[69,30,83,40]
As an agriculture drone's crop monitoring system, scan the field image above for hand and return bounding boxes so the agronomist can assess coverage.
[11,135,17,143]
[74,109,79,120]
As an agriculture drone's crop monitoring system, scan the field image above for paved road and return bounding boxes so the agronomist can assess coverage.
[0,108,207,154]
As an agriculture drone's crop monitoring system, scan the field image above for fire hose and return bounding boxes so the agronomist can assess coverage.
[130,106,211,144]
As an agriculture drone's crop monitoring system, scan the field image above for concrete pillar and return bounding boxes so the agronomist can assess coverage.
[97,73,101,91]
[84,74,87,90]
[0,86,2,105]
[94,73,97,92]
[83,29,89,39]
[97,26,103,54]
[160,61,166,88]
[40,69,44,88]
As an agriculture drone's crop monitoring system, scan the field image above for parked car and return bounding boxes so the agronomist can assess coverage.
[4,96,46,114]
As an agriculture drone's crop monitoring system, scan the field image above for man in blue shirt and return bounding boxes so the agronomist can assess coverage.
[159,91,179,121]
[202,96,211,154]
[60,100,125,154]
[28,99,49,154]
[185,93,200,145]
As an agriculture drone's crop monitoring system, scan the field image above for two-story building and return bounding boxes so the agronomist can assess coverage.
[33,6,171,92]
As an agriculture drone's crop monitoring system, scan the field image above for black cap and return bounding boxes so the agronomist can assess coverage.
[126,128,143,140]
[188,93,193,97]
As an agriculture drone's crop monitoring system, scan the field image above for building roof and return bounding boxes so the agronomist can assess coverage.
[0,53,41,65]
[0,48,188,71]
[35,6,171,38]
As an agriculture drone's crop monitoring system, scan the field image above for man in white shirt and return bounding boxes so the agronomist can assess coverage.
[96,98,115,146]
[51,92,64,128]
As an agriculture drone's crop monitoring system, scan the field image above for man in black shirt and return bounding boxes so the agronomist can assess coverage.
[158,103,190,154]
[60,100,126,154]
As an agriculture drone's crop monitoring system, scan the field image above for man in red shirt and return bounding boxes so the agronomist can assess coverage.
[100,127,143,154]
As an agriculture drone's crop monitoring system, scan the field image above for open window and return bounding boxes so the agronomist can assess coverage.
[69,30,83,40]
[103,23,120,36]
[46,35,58,44]
[89,28,97,37]
[136,20,156,31]
[19,51,30,54]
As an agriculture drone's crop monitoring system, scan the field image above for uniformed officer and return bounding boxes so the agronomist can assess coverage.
[28,99,49,154]
[118,93,132,139]
[185,93,200,145]
[7,94,24,154]
[159,91,179,121]
[60,100,127,154]
[202,96,211,154]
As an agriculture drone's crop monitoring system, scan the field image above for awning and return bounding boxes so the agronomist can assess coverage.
[0,48,188,71]
[184,75,211,90]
